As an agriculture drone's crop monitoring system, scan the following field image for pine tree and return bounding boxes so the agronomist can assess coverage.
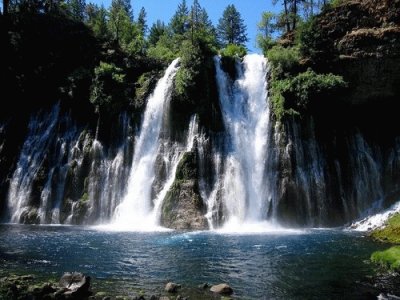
[190,0,213,31]
[67,0,86,22]
[137,7,147,36]
[110,0,133,20]
[170,0,189,35]
[198,8,213,30]
[108,0,134,45]
[257,11,275,53]
[217,4,248,47]
[86,3,109,39]
[190,0,202,29]
[148,20,167,46]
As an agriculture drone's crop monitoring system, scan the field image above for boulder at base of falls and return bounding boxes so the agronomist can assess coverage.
[210,283,233,295]
[165,282,181,293]
[160,151,208,230]
[59,272,91,298]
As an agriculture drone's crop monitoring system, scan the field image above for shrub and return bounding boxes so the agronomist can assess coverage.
[134,72,160,109]
[285,69,346,109]
[220,44,247,59]
[270,79,299,121]
[147,34,180,64]
[174,41,202,97]
[89,61,127,110]
[267,45,300,75]
[270,69,347,120]
[147,44,176,64]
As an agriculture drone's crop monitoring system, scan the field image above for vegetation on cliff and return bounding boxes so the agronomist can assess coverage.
[371,214,400,271]
[372,214,400,244]
[257,0,400,120]
[256,1,350,120]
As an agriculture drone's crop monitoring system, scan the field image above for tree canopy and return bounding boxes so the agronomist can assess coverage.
[217,4,248,47]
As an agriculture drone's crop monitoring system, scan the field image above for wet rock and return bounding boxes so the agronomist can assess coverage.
[160,151,208,230]
[165,282,181,293]
[55,287,68,296]
[94,291,107,298]
[210,283,233,295]
[29,282,57,297]
[198,283,210,289]
[59,272,91,298]
[41,283,57,294]
[20,275,35,281]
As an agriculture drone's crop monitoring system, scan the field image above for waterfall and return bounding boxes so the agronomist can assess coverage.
[213,54,273,229]
[4,53,400,229]
[112,58,182,230]
[7,104,79,223]
[5,104,134,225]
[76,113,134,224]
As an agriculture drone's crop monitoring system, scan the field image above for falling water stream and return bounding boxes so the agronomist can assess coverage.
[211,54,275,231]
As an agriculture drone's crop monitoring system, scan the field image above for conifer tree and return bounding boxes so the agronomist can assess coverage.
[217,4,248,47]
[170,0,189,35]
[67,0,86,21]
[137,7,147,36]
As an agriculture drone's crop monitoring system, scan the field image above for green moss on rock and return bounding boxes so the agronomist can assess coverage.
[175,151,198,181]
[160,152,208,230]
[371,213,400,244]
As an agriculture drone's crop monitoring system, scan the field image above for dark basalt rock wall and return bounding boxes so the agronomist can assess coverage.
[160,151,208,230]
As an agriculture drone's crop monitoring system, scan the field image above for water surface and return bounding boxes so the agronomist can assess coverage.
[0,225,386,299]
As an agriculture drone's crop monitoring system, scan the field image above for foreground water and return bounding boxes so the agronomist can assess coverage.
[0,225,389,299]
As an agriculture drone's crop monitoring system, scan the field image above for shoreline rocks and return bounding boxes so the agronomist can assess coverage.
[0,272,92,300]
[210,283,234,295]
[59,272,92,298]
[1,273,234,300]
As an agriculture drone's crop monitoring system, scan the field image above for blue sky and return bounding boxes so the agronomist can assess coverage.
[92,0,278,53]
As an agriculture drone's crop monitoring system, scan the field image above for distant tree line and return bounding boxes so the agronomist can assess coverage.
[1,0,249,57]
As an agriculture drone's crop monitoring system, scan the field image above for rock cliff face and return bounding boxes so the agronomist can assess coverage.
[271,0,400,226]
[160,151,208,230]
[303,0,400,105]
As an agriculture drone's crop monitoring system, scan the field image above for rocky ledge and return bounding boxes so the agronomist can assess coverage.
[304,0,400,105]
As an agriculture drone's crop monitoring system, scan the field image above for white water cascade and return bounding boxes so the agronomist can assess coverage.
[7,105,78,223]
[213,54,273,229]
[112,58,183,230]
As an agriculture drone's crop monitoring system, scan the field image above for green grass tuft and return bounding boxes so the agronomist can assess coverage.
[371,246,400,271]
